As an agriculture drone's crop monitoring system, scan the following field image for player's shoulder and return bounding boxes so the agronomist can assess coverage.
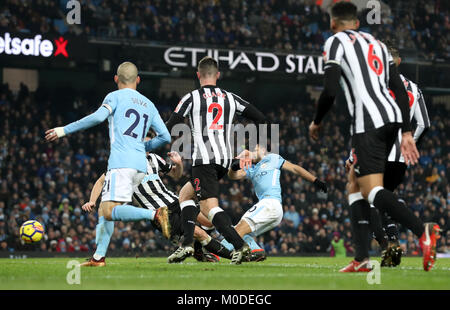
[265,153,284,163]
[326,31,349,43]
[400,74,419,91]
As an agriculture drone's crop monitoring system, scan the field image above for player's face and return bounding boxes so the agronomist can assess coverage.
[254,145,266,161]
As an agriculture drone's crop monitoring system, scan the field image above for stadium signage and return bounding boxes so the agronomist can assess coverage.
[164,47,324,75]
[0,32,68,58]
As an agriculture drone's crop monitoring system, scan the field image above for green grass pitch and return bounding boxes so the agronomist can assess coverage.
[0,257,449,290]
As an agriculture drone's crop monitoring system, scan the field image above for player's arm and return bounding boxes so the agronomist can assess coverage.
[233,94,267,124]
[389,64,413,134]
[281,161,327,193]
[309,36,343,141]
[412,89,430,146]
[166,151,184,180]
[165,93,193,131]
[389,64,419,164]
[81,173,105,213]
[144,112,171,152]
[227,160,247,180]
[45,105,110,142]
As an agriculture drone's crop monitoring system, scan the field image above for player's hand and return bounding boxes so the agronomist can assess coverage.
[400,132,420,166]
[309,122,321,141]
[345,159,353,172]
[167,151,182,165]
[81,201,96,213]
[313,178,327,193]
[236,150,253,170]
[45,127,65,142]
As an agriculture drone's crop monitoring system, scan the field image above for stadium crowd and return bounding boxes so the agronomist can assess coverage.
[0,82,449,258]
[0,0,449,60]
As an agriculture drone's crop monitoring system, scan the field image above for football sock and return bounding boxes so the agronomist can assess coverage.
[180,202,199,247]
[220,238,235,251]
[369,187,424,238]
[349,193,370,262]
[194,240,202,252]
[211,210,245,250]
[93,216,114,260]
[381,210,400,242]
[111,204,155,222]
[369,205,388,250]
[243,234,262,251]
[203,238,233,259]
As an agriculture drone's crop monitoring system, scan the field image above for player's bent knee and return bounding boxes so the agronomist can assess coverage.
[235,219,252,237]
[179,182,195,202]
[194,226,208,241]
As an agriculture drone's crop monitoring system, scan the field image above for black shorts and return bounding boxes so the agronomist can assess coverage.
[383,161,407,192]
[352,124,400,177]
[191,164,228,201]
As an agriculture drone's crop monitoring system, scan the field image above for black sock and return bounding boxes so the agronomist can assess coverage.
[369,207,388,250]
[181,205,199,246]
[204,238,233,259]
[212,212,245,250]
[381,211,399,242]
[350,199,371,262]
[372,189,424,237]
[193,240,202,252]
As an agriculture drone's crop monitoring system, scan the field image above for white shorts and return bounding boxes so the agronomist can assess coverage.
[101,168,145,203]
[241,198,283,236]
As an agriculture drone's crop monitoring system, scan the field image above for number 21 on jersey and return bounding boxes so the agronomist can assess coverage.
[123,108,149,140]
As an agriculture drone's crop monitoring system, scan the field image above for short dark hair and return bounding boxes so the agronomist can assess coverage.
[197,56,218,77]
[331,1,358,21]
[385,39,400,58]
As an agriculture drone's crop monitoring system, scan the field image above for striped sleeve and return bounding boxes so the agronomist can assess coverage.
[230,92,250,115]
[413,88,431,142]
[174,93,193,117]
[323,35,344,68]
[154,154,172,174]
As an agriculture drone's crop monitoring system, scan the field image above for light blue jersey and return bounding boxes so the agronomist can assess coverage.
[102,89,167,172]
[64,88,170,173]
[244,153,285,203]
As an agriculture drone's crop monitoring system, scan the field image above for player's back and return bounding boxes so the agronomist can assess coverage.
[324,30,403,135]
[245,153,284,203]
[104,88,158,173]
[176,85,249,168]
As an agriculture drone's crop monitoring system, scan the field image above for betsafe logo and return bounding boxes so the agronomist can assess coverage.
[0,32,68,58]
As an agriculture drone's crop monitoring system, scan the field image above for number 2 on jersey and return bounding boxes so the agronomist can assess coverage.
[208,102,223,130]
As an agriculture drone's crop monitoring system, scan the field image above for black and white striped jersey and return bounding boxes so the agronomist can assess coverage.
[132,153,178,210]
[387,75,430,163]
[173,85,250,168]
[323,30,403,135]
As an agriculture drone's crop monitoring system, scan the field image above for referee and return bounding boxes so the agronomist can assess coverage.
[165,56,268,264]
[309,2,440,272]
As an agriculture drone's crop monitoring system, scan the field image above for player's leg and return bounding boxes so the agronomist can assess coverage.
[167,182,199,263]
[369,205,388,251]
[178,181,199,248]
[234,198,283,262]
[80,202,115,267]
[102,169,170,238]
[354,126,440,271]
[196,165,249,263]
[379,162,407,266]
[193,226,232,261]
[339,167,372,272]
[382,162,407,242]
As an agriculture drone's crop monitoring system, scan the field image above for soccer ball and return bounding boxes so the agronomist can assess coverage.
[20,220,45,243]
